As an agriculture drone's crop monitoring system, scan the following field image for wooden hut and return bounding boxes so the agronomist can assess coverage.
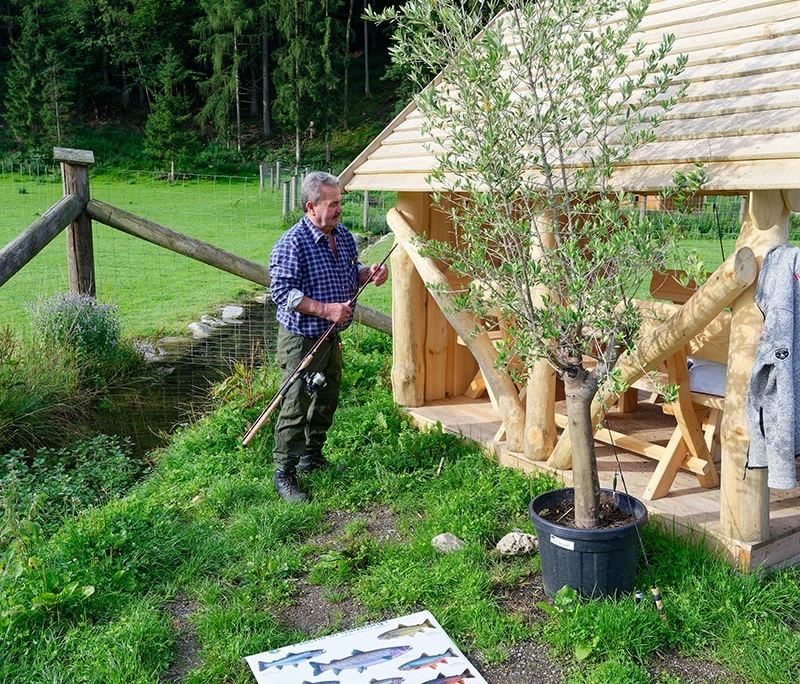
[340,0,800,571]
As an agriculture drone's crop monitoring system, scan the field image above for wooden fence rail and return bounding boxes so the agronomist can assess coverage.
[0,147,392,336]
[0,193,83,289]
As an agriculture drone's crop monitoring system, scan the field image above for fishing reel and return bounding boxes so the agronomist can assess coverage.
[303,371,327,395]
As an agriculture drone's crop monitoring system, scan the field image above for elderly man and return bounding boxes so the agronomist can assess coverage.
[268,171,389,502]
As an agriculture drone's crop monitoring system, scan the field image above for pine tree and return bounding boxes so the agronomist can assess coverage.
[144,47,198,175]
[5,2,74,149]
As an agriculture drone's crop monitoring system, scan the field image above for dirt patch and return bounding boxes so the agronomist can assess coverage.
[163,505,743,684]
[536,492,637,528]
[162,595,203,684]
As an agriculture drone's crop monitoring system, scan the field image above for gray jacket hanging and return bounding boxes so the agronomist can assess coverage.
[745,243,800,489]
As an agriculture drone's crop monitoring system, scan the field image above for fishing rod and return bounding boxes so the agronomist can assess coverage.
[242,243,396,446]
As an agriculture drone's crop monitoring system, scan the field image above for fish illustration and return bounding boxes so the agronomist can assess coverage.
[368,678,405,684]
[257,648,325,671]
[419,669,475,684]
[310,645,412,676]
[300,681,339,684]
[399,647,458,670]
[377,618,435,640]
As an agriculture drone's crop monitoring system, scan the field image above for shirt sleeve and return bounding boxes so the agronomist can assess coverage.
[269,235,302,309]
[285,289,304,310]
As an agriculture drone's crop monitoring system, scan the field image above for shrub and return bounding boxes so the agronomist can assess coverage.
[25,292,144,387]
[0,434,146,541]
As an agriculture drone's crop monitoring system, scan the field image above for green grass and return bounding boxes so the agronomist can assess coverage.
[1,170,394,338]
[2,329,799,683]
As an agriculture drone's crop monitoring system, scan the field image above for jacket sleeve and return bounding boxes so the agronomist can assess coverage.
[745,245,799,489]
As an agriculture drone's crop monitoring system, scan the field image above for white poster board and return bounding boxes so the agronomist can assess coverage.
[244,609,489,684]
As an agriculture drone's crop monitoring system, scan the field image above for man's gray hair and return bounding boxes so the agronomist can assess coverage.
[302,171,340,209]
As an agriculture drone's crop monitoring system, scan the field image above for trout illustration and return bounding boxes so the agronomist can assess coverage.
[368,678,405,684]
[377,618,435,640]
[310,645,412,676]
[399,647,458,670]
[419,668,475,684]
[258,648,325,671]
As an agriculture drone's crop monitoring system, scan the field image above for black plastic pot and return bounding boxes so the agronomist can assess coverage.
[528,488,648,598]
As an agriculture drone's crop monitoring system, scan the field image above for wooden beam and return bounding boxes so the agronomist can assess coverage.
[87,199,391,334]
[0,194,83,288]
[548,246,757,469]
[88,199,272,285]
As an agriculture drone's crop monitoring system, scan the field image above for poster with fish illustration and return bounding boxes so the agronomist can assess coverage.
[243,609,489,684]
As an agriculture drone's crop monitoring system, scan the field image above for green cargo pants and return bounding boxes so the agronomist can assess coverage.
[272,326,342,471]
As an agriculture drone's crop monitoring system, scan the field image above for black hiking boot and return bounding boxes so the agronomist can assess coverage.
[273,469,308,503]
[297,450,330,474]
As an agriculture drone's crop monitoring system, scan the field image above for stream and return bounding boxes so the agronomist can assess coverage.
[96,298,278,457]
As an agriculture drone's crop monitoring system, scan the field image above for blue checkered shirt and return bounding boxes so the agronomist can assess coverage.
[269,215,362,338]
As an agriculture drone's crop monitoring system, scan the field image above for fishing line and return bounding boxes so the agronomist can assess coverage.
[601,407,667,622]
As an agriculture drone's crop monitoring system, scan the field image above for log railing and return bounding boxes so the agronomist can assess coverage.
[0,147,392,335]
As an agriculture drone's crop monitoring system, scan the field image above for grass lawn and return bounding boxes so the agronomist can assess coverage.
[2,329,799,684]
[1,170,393,338]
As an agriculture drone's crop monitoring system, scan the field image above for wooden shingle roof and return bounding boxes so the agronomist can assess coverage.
[341,0,800,194]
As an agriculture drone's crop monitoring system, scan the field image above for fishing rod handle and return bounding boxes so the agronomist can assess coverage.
[241,330,332,445]
[242,394,284,445]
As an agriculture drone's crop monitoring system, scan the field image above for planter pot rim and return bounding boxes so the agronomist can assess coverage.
[529,487,647,541]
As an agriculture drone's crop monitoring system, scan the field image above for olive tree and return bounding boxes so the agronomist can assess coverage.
[371,0,698,528]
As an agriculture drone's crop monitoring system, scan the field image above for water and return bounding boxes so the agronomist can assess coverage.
[99,299,278,457]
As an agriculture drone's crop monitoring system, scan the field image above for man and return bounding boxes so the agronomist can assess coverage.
[268,171,389,502]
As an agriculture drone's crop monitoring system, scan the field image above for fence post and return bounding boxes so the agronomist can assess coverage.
[282,180,291,219]
[276,161,281,189]
[54,147,96,297]
[363,190,370,232]
[291,174,298,210]
[259,163,266,191]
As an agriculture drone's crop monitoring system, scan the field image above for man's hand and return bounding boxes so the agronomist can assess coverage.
[323,302,353,325]
[360,263,389,287]
[296,297,352,324]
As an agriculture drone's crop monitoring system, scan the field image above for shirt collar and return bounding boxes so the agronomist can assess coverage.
[302,215,342,244]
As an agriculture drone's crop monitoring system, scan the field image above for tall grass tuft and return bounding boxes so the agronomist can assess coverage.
[0,326,90,453]
[1,293,150,454]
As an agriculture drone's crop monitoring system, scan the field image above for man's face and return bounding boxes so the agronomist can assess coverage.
[306,185,342,233]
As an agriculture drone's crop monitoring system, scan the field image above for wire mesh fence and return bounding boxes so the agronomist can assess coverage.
[0,161,394,443]
[1,158,797,447]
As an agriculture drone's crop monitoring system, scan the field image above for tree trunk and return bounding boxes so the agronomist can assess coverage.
[363,0,370,97]
[233,30,242,152]
[562,364,600,528]
[262,18,272,140]
[343,0,354,128]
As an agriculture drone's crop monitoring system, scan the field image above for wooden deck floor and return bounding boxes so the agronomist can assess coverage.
[405,395,800,572]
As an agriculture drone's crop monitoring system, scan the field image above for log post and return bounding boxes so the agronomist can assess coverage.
[391,193,428,406]
[526,216,557,461]
[363,190,370,232]
[55,147,95,296]
[388,206,526,451]
[720,190,791,544]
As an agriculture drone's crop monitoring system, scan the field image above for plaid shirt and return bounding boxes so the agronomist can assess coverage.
[269,215,362,338]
